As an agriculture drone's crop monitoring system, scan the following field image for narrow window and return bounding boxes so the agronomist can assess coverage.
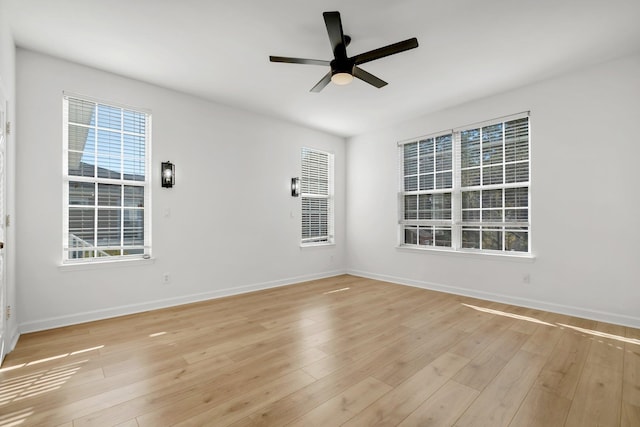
[63,95,151,262]
[301,148,334,245]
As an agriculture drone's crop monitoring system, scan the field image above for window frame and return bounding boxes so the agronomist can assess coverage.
[398,112,531,256]
[300,147,335,246]
[62,93,152,264]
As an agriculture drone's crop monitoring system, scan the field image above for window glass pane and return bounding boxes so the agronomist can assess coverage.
[68,249,95,259]
[123,134,145,157]
[69,208,95,245]
[504,187,528,207]
[420,154,434,174]
[69,182,94,205]
[482,189,503,209]
[123,157,145,181]
[435,135,452,171]
[461,168,480,187]
[482,165,503,185]
[418,194,432,220]
[302,197,328,239]
[404,155,418,176]
[97,104,122,130]
[97,156,121,179]
[97,209,121,247]
[462,228,480,248]
[419,138,433,156]
[405,175,418,192]
[419,174,433,191]
[404,226,417,245]
[482,228,502,250]
[434,228,451,247]
[462,210,480,222]
[69,126,95,177]
[462,191,480,209]
[482,209,503,221]
[461,129,480,168]
[123,209,144,245]
[482,123,503,165]
[404,143,418,176]
[505,118,529,162]
[505,209,528,222]
[404,195,417,220]
[418,227,433,246]
[505,229,528,252]
[98,184,121,206]
[123,109,146,134]
[436,171,452,189]
[69,98,95,125]
[505,162,529,183]
[124,186,144,207]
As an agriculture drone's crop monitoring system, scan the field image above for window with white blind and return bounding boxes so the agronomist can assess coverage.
[399,113,530,254]
[301,147,334,245]
[62,95,151,262]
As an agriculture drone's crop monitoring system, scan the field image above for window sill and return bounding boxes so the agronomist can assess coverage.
[300,242,336,249]
[58,256,156,271]
[396,245,536,262]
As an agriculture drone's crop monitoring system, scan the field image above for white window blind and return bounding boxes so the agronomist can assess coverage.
[301,147,334,245]
[63,95,151,262]
[399,113,530,254]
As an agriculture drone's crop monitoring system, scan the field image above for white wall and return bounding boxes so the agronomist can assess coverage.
[16,49,346,332]
[0,0,19,352]
[346,53,640,328]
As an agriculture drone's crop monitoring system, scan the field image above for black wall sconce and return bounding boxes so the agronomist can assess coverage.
[161,161,175,188]
[291,177,300,197]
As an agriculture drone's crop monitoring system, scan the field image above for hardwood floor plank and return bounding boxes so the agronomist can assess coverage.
[286,376,391,427]
[564,357,624,427]
[453,329,529,392]
[142,369,316,427]
[397,380,479,427]
[343,352,470,426]
[621,401,640,427]
[454,350,547,427]
[508,386,571,427]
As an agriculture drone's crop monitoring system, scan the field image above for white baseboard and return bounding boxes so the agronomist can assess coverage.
[19,269,347,333]
[348,269,640,329]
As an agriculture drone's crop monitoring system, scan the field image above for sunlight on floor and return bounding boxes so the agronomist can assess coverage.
[461,303,639,347]
[461,303,556,326]
[0,407,34,427]
[557,323,640,346]
[324,287,350,295]
[149,331,167,337]
[0,345,104,373]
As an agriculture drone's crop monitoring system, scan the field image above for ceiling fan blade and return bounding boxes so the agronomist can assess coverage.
[323,11,347,59]
[270,56,330,66]
[310,72,332,92]
[353,66,388,88]
[353,37,419,65]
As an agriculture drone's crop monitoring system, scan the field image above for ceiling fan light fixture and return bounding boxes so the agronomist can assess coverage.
[331,72,353,85]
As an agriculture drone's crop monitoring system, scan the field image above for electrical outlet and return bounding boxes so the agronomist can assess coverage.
[162,273,171,284]
[6,305,11,320]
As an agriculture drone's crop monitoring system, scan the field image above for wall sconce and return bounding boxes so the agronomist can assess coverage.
[291,177,300,197]
[161,161,175,188]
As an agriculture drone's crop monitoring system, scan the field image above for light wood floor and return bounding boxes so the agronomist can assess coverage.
[1,275,639,427]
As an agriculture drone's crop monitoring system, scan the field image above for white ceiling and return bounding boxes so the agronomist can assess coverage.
[4,0,640,137]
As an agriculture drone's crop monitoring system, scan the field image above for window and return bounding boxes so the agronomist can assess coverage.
[399,114,530,254]
[63,95,151,262]
[301,147,334,245]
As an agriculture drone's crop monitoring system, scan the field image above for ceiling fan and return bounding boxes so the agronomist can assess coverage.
[269,11,419,92]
